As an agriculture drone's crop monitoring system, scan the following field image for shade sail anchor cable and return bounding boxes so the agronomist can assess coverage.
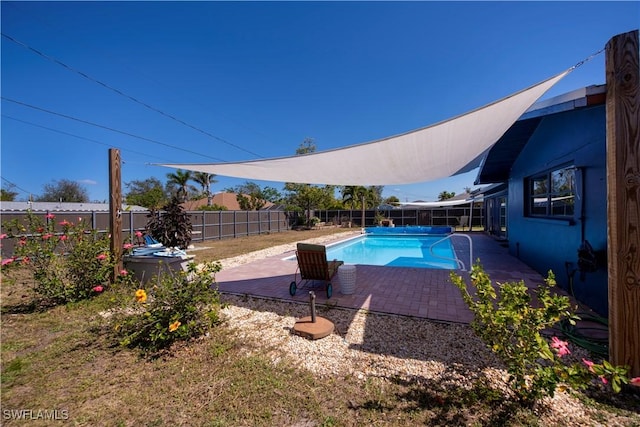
[570,48,606,71]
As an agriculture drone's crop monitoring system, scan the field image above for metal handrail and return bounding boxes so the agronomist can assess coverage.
[428,233,473,271]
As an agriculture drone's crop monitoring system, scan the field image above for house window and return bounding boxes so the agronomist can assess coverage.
[527,165,576,218]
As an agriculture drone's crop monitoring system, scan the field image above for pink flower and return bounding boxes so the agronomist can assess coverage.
[42,233,53,240]
[60,235,68,241]
[582,359,595,373]
[92,285,104,293]
[19,238,26,246]
[21,257,30,265]
[550,337,571,357]
[96,253,107,261]
[600,376,608,385]
[135,231,143,238]
[123,243,134,250]
[59,220,71,226]
[45,213,55,219]
[120,269,128,276]
[0,233,6,239]
[1,257,15,266]
[630,377,640,387]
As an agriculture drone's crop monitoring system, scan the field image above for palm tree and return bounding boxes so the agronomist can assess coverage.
[342,186,376,227]
[192,172,217,206]
[166,169,193,203]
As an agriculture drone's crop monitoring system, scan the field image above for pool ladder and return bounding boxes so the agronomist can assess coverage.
[428,234,473,271]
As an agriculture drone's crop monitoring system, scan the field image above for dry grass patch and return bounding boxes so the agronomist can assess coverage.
[188,227,353,262]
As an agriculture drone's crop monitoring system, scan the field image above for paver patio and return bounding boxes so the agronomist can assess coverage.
[215,232,566,324]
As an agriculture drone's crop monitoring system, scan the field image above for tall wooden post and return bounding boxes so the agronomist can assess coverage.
[109,149,123,281]
[606,29,640,377]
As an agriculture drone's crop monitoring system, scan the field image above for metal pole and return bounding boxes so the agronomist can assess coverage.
[309,291,316,323]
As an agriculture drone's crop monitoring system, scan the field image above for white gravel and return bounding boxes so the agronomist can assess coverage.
[212,233,640,426]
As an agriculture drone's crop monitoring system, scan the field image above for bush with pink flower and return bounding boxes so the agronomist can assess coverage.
[1,211,122,304]
[451,263,639,407]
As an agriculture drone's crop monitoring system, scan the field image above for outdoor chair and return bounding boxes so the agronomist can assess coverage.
[289,243,343,299]
[457,216,470,231]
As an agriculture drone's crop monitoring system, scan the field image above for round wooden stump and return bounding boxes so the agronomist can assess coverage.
[293,316,334,340]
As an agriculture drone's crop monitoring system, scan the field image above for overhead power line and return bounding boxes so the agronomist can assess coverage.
[1,176,34,196]
[2,97,226,162]
[2,32,264,159]
[2,114,177,162]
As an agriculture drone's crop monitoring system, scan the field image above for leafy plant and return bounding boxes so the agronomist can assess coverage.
[112,261,223,355]
[450,262,639,406]
[146,196,193,249]
[1,211,118,305]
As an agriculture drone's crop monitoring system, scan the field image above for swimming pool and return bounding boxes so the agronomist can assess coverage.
[323,234,458,269]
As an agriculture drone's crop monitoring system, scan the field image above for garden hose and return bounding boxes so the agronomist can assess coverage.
[559,314,609,359]
[559,267,610,359]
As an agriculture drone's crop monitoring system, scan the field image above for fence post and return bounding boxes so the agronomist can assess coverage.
[201,211,206,242]
[128,210,134,241]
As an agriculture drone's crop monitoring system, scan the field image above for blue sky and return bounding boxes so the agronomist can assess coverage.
[2,1,638,203]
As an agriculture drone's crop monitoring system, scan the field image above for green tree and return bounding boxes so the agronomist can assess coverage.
[125,177,168,210]
[341,186,379,227]
[341,186,379,209]
[384,195,400,206]
[438,190,456,201]
[192,172,217,206]
[284,183,335,224]
[166,169,194,202]
[295,137,316,155]
[1,184,18,201]
[261,186,282,203]
[228,181,277,211]
[35,179,89,203]
[283,138,338,225]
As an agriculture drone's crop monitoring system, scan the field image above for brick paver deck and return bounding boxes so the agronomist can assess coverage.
[215,233,561,324]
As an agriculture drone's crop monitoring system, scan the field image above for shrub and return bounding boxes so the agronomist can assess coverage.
[1,212,117,305]
[450,262,638,406]
[112,261,223,356]
[146,196,193,249]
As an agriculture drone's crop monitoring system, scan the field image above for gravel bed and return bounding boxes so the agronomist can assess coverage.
[220,295,640,426]
[212,234,639,426]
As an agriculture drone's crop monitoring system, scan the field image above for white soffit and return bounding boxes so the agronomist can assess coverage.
[158,70,570,185]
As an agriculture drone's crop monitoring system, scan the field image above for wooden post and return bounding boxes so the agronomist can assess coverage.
[606,30,640,377]
[109,149,123,281]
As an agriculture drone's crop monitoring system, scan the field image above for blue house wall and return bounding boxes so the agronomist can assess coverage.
[507,104,608,315]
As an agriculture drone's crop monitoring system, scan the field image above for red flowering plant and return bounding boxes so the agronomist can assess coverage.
[1,211,118,305]
[451,263,639,407]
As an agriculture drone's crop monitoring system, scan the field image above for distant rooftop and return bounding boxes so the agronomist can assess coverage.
[0,201,148,212]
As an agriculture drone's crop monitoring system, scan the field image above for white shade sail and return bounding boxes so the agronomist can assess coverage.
[159,70,570,185]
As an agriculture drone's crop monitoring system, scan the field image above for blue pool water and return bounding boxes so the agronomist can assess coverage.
[323,234,458,269]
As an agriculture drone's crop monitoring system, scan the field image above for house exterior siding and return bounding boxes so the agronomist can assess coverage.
[506,104,608,315]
